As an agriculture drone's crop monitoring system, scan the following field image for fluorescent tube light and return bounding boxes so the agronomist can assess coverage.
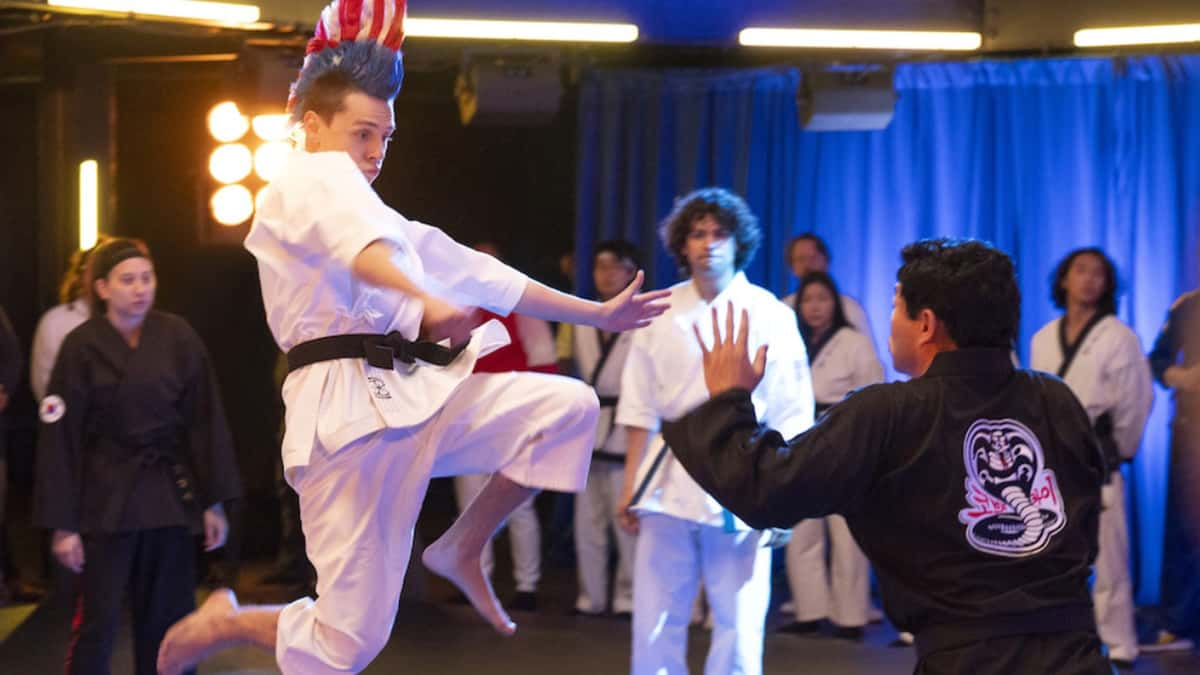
[405,18,637,43]
[739,27,981,51]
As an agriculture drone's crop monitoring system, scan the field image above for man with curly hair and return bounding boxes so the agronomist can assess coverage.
[616,187,813,675]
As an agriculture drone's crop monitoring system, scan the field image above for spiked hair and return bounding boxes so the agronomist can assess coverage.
[288,0,408,122]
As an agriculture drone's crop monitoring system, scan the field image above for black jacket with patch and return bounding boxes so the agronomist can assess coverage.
[663,348,1104,641]
[34,311,242,534]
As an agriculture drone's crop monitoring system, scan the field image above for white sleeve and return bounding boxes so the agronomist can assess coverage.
[1109,329,1154,459]
[29,314,56,402]
[758,310,815,439]
[515,315,556,368]
[615,334,661,432]
[401,220,527,316]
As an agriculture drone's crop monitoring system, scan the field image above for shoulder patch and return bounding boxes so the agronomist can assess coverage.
[39,395,67,424]
[958,418,1067,558]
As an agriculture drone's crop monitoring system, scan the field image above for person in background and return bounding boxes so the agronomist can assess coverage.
[35,238,243,674]
[617,188,813,675]
[1030,247,1152,669]
[572,240,641,617]
[1142,254,1200,655]
[782,272,884,641]
[30,236,111,402]
[781,233,874,342]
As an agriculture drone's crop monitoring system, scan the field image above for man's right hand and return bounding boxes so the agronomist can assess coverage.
[52,530,84,574]
[419,296,483,347]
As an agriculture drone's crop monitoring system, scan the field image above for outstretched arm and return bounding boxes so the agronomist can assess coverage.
[514,271,669,333]
[661,303,889,528]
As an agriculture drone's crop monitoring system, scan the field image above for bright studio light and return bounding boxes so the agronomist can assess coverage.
[1074,23,1200,47]
[48,0,260,25]
[738,27,982,51]
[211,185,254,226]
[405,18,638,43]
[209,143,253,184]
[252,114,291,142]
[208,102,249,143]
[79,160,99,250]
[254,141,290,182]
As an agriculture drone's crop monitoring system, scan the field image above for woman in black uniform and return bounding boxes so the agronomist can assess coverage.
[34,238,242,675]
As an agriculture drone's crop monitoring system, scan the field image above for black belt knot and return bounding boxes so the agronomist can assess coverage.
[287,332,468,373]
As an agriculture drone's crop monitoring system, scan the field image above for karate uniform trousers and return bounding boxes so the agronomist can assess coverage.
[275,371,596,674]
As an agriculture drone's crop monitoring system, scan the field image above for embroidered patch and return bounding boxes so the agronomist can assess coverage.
[366,376,392,400]
[957,418,1066,558]
[39,395,66,424]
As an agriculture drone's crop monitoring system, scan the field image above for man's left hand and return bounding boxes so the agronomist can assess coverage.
[693,302,767,397]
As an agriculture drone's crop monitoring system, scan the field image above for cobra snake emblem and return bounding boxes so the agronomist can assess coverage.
[960,419,1065,557]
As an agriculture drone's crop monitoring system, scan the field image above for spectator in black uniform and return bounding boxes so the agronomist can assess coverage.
[34,238,243,675]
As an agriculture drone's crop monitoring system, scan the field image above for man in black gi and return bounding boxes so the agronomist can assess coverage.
[663,238,1113,674]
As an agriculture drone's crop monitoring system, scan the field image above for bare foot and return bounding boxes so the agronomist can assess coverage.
[157,588,238,675]
[422,537,516,635]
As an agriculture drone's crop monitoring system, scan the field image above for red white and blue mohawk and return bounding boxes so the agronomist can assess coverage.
[287,0,408,121]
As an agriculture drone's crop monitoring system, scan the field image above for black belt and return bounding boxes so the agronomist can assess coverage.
[287,332,467,373]
[592,450,625,464]
[598,396,618,408]
[915,604,1096,661]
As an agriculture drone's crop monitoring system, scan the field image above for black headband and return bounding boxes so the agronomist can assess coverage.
[92,242,147,280]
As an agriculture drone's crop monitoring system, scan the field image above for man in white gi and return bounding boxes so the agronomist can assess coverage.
[616,188,813,675]
[155,3,668,674]
[573,240,641,617]
[1031,247,1153,668]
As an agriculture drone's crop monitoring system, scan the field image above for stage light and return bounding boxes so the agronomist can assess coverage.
[254,141,290,182]
[211,185,254,226]
[208,102,249,143]
[209,143,253,184]
[252,114,291,142]
[48,0,260,25]
[79,160,98,250]
[738,27,981,51]
[405,18,638,43]
[1074,23,1200,47]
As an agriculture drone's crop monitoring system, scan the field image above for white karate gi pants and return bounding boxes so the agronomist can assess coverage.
[1094,472,1138,662]
[573,458,635,614]
[786,515,870,628]
[631,513,770,675]
[274,372,597,674]
[454,473,541,593]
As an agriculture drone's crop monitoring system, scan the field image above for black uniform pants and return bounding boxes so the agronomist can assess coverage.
[68,527,196,675]
[916,631,1114,675]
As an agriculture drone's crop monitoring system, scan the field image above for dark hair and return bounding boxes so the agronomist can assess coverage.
[593,239,642,270]
[794,271,849,352]
[658,187,762,276]
[1050,247,1118,317]
[289,41,404,124]
[786,233,831,266]
[896,238,1020,349]
[58,234,113,305]
[86,238,152,316]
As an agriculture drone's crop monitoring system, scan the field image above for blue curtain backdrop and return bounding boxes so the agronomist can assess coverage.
[575,56,1200,604]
